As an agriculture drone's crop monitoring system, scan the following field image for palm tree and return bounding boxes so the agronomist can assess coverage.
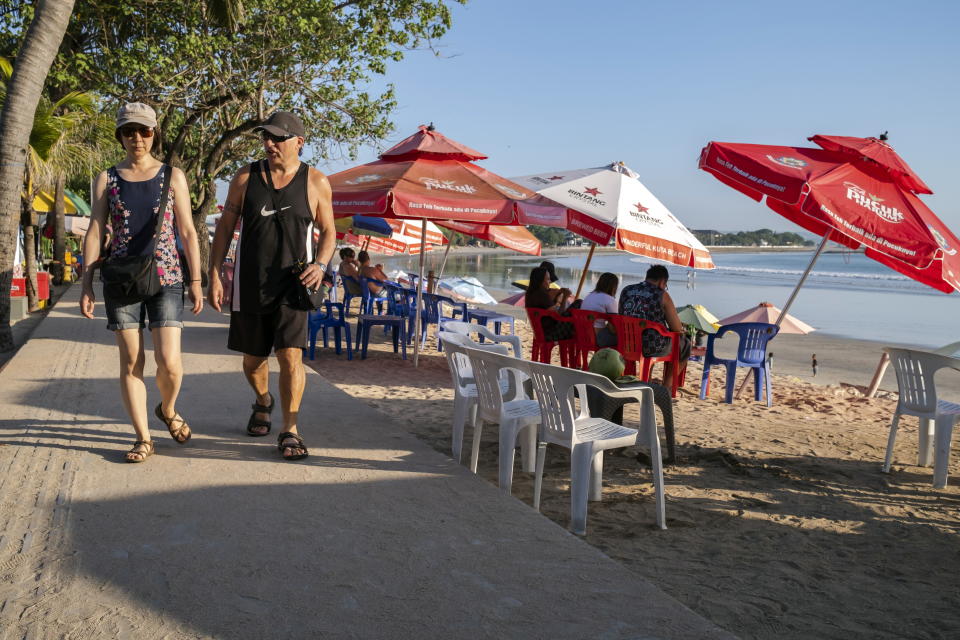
[0,0,76,351]
[1,59,111,310]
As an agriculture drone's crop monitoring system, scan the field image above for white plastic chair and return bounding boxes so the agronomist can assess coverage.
[463,346,541,494]
[440,320,523,359]
[438,332,511,470]
[519,358,666,534]
[882,347,960,488]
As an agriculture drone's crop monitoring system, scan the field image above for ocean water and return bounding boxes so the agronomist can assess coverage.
[382,249,960,348]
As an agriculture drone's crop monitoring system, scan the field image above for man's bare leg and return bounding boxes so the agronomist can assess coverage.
[243,353,272,435]
[276,347,306,458]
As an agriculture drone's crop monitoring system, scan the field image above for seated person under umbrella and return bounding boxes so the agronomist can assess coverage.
[358,250,390,294]
[618,264,691,385]
[525,266,573,341]
[581,272,619,347]
[336,247,363,296]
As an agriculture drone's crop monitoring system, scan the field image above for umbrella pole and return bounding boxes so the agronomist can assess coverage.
[436,240,452,282]
[735,234,830,399]
[413,219,427,367]
[775,234,829,327]
[573,243,597,300]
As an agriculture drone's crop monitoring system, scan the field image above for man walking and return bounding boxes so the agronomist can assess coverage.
[208,111,336,460]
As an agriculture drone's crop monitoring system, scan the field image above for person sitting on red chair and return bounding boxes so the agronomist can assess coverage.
[618,265,690,385]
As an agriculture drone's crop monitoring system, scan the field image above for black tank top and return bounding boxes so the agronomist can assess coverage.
[234,161,314,312]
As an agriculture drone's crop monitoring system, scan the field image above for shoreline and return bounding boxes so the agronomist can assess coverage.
[434,244,846,258]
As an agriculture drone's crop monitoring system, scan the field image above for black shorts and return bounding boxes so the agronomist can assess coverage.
[228,305,308,357]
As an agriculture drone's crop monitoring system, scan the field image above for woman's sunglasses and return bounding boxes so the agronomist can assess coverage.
[120,126,154,138]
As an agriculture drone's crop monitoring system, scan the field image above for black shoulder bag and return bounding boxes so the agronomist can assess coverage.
[263,161,323,312]
[100,165,172,304]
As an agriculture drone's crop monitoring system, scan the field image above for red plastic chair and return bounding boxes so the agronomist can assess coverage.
[569,308,615,370]
[609,315,685,397]
[525,307,576,367]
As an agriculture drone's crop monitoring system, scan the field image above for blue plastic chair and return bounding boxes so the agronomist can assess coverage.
[340,274,364,315]
[355,286,408,360]
[308,301,353,360]
[359,276,391,315]
[699,322,779,406]
[434,295,469,352]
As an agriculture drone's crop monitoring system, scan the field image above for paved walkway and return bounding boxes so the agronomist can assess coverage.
[0,285,733,639]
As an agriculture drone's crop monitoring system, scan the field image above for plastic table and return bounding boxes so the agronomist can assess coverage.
[465,308,515,342]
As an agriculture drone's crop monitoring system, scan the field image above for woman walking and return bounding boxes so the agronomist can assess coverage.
[80,102,203,462]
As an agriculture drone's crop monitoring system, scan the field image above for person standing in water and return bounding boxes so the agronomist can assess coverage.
[811,354,818,377]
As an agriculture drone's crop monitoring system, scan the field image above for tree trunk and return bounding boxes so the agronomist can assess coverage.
[0,0,77,351]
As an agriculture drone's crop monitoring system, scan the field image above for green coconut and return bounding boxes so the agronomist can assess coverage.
[588,348,626,381]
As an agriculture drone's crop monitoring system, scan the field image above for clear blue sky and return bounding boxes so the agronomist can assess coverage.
[309,0,959,233]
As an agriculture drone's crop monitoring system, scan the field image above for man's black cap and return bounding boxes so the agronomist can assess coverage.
[254,111,305,138]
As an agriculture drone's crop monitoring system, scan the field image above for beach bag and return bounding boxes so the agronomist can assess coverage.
[100,166,171,304]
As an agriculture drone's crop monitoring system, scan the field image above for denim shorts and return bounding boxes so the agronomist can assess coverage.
[105,284,184,331]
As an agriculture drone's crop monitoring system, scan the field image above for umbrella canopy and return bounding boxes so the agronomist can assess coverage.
[699,141,960,293]
[387,219,447,245]
[340,215,394,237]
[511,162,714,269]
[338,230,436,255]
[809,134,932,195]
[717,302,815,335]
[329,125,568,227]
[499,291,527,307]
[437,276,497,305]
[676,304,720,333]
[438,220,541,256]
[32,190,79,214]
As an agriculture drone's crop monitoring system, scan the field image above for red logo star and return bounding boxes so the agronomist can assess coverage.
[549,175,564,181]
[633,202,649,213]
[584,187,602,196]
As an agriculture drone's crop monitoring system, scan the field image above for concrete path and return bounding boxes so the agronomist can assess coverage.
[0,285,733,639]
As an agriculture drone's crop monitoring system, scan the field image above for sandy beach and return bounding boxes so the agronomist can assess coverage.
[307,311,960,639]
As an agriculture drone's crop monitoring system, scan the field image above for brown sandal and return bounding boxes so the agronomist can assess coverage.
[155,403,192,444]
[125,440,154,463]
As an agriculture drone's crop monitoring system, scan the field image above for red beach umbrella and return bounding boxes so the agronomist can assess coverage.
[699,140,960,294]
[808,134,933,195]
[329,125,567,227]
[329,125,568,365]
[438,221,541,256]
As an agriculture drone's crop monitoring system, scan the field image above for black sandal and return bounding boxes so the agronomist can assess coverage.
[125,440,154,463]
[277,431,309,461]
[247,392,274,437]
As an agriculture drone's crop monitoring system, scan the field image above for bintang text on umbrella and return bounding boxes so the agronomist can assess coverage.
[328,125,569,365]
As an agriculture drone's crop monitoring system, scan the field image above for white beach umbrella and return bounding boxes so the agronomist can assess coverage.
[512,162,715,296]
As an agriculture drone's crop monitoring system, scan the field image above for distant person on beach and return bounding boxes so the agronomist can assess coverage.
[581,272,619,347]
[812,354,818,377]
[618,264,691,386]
[768,352,773,371]
[80,102,203,463]
[358,250,390,294]
[335,247,361,296]
[208,110,336,461]
[525,266,574,341]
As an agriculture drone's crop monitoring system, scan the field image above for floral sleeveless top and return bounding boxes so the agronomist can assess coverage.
[107,165,182,286]
[618,281,669,355]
